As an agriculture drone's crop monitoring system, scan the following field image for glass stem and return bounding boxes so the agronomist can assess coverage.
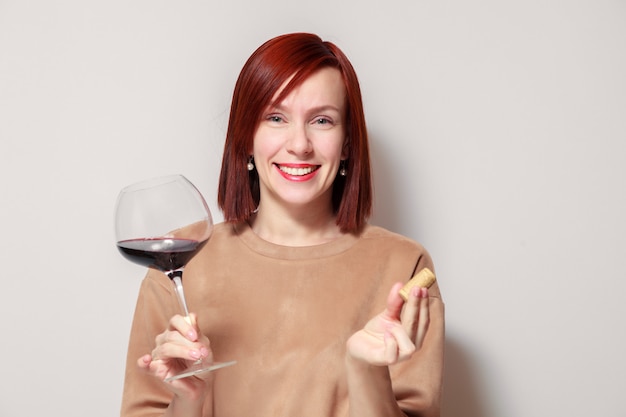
[168,270,203,368]
[169,270,191,320]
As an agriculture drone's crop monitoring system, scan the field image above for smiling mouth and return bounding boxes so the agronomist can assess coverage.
[277,164,320,176]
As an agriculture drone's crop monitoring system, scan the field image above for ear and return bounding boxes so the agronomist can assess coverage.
[341,138,349,159]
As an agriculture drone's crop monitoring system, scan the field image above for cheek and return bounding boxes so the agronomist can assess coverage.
[252,130,279,158]
[312,128,345,155]
[327,137,347,161]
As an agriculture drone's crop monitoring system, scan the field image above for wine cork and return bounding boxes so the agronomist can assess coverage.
[399,268,436,300]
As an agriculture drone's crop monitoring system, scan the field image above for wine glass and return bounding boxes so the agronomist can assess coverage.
[114,174,236,381]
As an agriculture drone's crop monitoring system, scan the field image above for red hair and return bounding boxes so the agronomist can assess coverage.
[217,33,372,233]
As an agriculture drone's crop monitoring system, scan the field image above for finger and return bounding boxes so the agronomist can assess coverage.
[137,354,152,370]
[153,327,209,361]
[152,339,209,362]
[169,314,199,342]
[382,282,406,322]
[155,326,196,348]
[384,331,399,364]
[401,285,430,338]
[388,324,416,362]
[182,313,211,358]
[400,286,421,337]
[137,353,166,379]
[414,288,430,349]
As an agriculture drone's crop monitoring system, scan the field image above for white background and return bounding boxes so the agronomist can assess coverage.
[1,1,625,416]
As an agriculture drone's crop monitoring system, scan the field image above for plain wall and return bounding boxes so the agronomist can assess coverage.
[1,1,624,416]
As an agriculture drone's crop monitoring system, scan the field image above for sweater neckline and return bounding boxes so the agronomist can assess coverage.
[232,221,362,260]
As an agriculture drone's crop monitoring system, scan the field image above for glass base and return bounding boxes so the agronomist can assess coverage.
[164,360,237,382]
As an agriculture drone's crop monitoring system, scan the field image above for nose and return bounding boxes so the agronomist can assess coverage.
[286,124,312,156]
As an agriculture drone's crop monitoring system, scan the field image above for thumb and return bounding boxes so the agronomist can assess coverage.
[382,282,406,321]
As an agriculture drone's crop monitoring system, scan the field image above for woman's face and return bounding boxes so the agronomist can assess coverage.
[252,67,347,212]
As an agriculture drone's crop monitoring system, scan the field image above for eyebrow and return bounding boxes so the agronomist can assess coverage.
[270,104,343,114]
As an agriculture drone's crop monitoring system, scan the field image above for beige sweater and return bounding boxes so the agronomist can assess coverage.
[121,222,444,417]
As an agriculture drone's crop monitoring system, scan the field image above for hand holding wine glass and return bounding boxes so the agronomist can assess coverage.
[115,174,236,382]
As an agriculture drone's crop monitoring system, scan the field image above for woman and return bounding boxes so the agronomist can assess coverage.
[121,32,444,417]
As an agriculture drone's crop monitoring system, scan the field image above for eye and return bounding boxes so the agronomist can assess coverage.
[313,117,333,126]
[267,114,284,123]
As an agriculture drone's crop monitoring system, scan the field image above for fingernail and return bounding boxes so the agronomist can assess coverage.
[200,347,209,358]
[187,330,197,340]
[189,350,201,359]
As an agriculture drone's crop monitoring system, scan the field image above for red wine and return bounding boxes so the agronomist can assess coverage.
[117,238,205,273]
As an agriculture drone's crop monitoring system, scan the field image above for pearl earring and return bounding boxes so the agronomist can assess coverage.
[247,157,255,171]
[339,161,347,176]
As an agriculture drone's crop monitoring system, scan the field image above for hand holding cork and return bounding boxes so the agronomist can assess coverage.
[399,268,436,301]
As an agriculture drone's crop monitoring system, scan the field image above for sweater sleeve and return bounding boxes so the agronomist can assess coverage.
[120,270,178,417]
[392,250,445,417]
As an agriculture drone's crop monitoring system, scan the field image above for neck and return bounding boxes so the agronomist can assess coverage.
[249,202,342,247]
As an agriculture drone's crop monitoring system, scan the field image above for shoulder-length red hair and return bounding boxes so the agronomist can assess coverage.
[217,33,372,233]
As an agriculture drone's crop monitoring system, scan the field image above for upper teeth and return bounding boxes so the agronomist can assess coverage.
[279,166,315,176]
